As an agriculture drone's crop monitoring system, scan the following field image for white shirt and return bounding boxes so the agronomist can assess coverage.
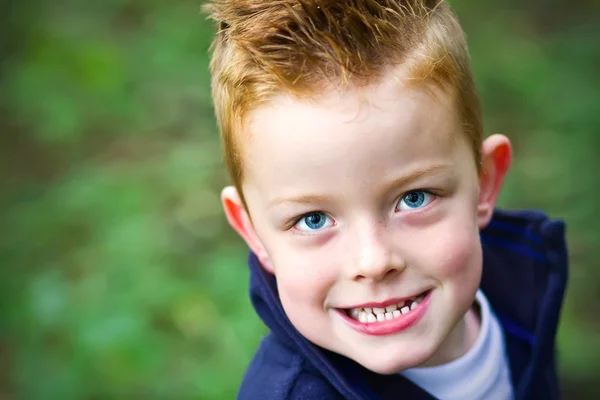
[400,290,514,400]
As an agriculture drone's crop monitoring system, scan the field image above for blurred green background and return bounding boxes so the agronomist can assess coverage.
[1,0,599,398]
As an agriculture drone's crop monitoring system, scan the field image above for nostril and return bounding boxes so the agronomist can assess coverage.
[353,266,400,282]
[383,268,399,280]
[354,273,367,281]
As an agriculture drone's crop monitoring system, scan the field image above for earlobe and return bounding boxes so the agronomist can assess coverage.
[221,186,275,273]
[478,134,512,229]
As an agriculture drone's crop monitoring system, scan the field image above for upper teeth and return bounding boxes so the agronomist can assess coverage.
[348,293,426,323]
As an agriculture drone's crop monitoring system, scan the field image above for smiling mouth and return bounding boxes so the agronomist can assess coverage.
[343,290,430,323]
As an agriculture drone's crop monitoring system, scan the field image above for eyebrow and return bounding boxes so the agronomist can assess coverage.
[378,164,455,195]
[268,194,331,209]
[268,164,454,208]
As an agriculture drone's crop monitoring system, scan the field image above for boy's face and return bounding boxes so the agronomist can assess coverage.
[226,71,509,373]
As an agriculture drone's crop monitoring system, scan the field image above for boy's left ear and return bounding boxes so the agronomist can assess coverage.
[477,134,512,229]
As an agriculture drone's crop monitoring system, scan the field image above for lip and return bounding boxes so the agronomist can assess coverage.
[342,290,430,309]
[336,290,431,336]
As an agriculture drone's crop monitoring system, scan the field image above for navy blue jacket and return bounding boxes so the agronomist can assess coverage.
[238,209,568,400]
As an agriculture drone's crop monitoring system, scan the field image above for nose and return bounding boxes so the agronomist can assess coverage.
[352,223,405,282]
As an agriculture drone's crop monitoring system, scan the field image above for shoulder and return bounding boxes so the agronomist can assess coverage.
[481,209,568,305]
[237,333,342,400]
[481,208,568,325]
[480,209,568,396]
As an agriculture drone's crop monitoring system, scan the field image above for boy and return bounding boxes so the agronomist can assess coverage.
[204,1,568,399]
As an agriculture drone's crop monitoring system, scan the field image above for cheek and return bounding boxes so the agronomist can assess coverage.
[416,219,482,281]
[274,255,338,342]
[270,249,337,311]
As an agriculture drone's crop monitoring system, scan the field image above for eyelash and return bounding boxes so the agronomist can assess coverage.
[288,189,440,231]
[290,212,330,230]
[395,189,438,212]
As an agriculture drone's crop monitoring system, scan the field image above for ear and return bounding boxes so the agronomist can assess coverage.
[478,134,512,229]
[221,186,275,273]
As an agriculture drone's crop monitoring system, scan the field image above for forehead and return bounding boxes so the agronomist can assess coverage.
[242,74,461,184]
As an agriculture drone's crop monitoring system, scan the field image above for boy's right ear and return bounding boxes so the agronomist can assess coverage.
[221,186,274,273]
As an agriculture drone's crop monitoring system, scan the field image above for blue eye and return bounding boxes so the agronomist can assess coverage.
[397,191,434,211]
[295,212,333,232]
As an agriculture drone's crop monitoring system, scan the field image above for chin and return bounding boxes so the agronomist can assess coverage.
[366,362,407,375]
[359,358,415,375]
[350,350,431,375]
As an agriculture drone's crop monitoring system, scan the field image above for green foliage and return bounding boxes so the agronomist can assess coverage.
[1,0,598,398]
